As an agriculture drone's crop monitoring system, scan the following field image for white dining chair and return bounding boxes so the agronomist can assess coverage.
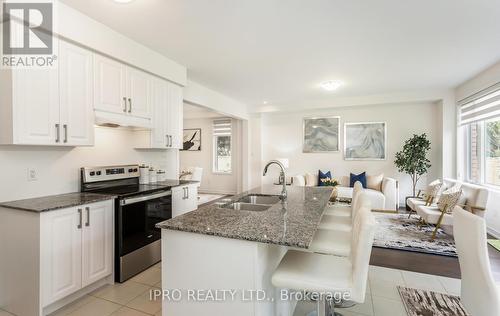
[453,206,500,316]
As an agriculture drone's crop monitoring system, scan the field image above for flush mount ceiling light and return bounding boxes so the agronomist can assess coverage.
[113,0,135,3]
[320,80,344,91]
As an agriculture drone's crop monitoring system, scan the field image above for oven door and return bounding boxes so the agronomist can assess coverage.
[117,190,172,257]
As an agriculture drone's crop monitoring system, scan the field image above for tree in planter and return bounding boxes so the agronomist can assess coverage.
[394,133,432,197]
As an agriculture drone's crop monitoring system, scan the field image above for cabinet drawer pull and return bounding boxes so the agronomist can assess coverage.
[63,124,68,143]
[123,97,127,112]
[169,135,173,147]
[77,209,82,229]
[55,124,60,143]
[85,207,90,227]
[128,98,132,113]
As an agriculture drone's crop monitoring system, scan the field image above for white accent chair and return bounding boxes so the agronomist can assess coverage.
[413,178,489,239]
[453,206,500,316]
[318,185,368,232]
[271,203,376,316]
[292,174,398,211]
[309,193,372,257]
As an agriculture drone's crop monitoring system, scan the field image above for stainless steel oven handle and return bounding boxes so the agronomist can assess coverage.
[120,191,171,206]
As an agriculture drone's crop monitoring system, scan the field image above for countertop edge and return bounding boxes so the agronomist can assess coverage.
[0,194,117,213]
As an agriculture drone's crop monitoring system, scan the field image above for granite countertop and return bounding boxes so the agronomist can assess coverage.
[156,185,333,249]
[0,192,116,213]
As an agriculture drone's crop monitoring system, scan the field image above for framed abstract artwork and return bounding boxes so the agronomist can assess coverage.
[344,122,386,160]
[182,129,202,151]
[303,116,340,153]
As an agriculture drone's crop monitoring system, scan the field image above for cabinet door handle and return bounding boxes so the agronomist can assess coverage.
[169,135,173,147]
[85,207,90,227]
[186,187,189,199]
[123,97,127,112]
[77,209,82,229]
[55,124,60,143]
[128,98,132,113]
[63,124,68,143]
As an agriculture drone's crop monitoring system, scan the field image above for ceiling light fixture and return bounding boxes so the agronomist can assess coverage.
[113,0,135,3]
[320,80,344,91]
[263,100,268,105]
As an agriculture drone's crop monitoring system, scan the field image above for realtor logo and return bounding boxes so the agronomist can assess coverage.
[1,0,57,68]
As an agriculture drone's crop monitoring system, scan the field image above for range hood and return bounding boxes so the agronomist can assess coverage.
[94,110,152,129]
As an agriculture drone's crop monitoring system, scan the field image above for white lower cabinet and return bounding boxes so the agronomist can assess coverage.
[172,184,198,217]
[41,200,114,306]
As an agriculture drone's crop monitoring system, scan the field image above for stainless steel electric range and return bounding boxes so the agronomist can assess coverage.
[81,164,172,282]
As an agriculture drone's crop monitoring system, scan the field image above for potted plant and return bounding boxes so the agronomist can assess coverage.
[394,133,432,210]
[320,177,340,202]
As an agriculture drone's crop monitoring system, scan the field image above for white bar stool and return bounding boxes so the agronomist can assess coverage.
[454,206,500,316]
[272,204,376,316]
[310,194,372,257]
[324,181,364,217]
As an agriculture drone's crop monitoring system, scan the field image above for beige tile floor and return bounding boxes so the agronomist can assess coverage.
[0,264,461,316]
[294,265,462,316]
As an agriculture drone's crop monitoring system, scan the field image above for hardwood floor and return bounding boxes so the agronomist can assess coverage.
[370,241,500,281]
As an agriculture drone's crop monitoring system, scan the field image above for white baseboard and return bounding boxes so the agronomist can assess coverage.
[487,226,500,239]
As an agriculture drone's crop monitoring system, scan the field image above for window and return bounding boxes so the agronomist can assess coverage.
[213,119,232,173]
[460,84,500,186]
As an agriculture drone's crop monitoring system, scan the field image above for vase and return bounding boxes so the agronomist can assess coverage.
[330,186,338,202]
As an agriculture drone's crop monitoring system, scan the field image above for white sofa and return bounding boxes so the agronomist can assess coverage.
[292,174,398,211]
[409,178,489,239]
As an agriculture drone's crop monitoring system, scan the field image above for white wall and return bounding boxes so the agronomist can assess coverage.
[455,59,500,237]
[0,127,178,202]
[259,102,442,204]
[56,2,187,85]
[180,118,240,195]
[184,80,249,120]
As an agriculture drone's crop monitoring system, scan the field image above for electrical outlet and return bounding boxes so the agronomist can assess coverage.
[28,168,38,181]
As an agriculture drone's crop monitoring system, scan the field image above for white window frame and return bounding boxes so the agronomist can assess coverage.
[212,134,232,175]
[463,119,500,188]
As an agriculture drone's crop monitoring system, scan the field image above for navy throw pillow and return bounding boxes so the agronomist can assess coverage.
[318,170,332,186]
[350,172,367,188]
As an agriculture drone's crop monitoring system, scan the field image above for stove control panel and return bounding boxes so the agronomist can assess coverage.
[81,165,140,183]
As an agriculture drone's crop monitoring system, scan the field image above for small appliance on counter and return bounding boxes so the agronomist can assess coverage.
[81,164,172,282]
[139,165,150,184]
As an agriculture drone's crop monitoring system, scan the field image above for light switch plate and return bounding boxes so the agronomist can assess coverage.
[28,168,38,181]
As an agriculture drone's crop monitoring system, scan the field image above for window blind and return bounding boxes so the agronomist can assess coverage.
[213,119,232,136]
[459,82,500,126]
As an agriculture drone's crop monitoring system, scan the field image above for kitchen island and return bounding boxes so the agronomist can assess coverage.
[156,185,333,316]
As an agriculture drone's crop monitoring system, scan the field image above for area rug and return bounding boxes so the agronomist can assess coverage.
[398,286,469,316]
[373,213,457,257]
[488,239,500,252]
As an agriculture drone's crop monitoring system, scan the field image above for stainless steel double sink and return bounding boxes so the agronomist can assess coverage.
[219,194,282,212]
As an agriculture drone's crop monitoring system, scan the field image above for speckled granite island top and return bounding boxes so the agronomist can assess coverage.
[0,192,116,213]
[156,185,333,249]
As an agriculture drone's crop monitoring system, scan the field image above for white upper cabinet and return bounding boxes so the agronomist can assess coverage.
[93,54,127,115]
[0,40,94,146]
[126,67,151,119]
[134,79,184,149]
[94,54,152,123]
[59,41,94,146]
[151,78,168,148]
[10,68,60,145]
[166,82,184,149]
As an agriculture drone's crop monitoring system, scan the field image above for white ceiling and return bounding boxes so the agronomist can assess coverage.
[61,0,500,110]
[183,103,225,120]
